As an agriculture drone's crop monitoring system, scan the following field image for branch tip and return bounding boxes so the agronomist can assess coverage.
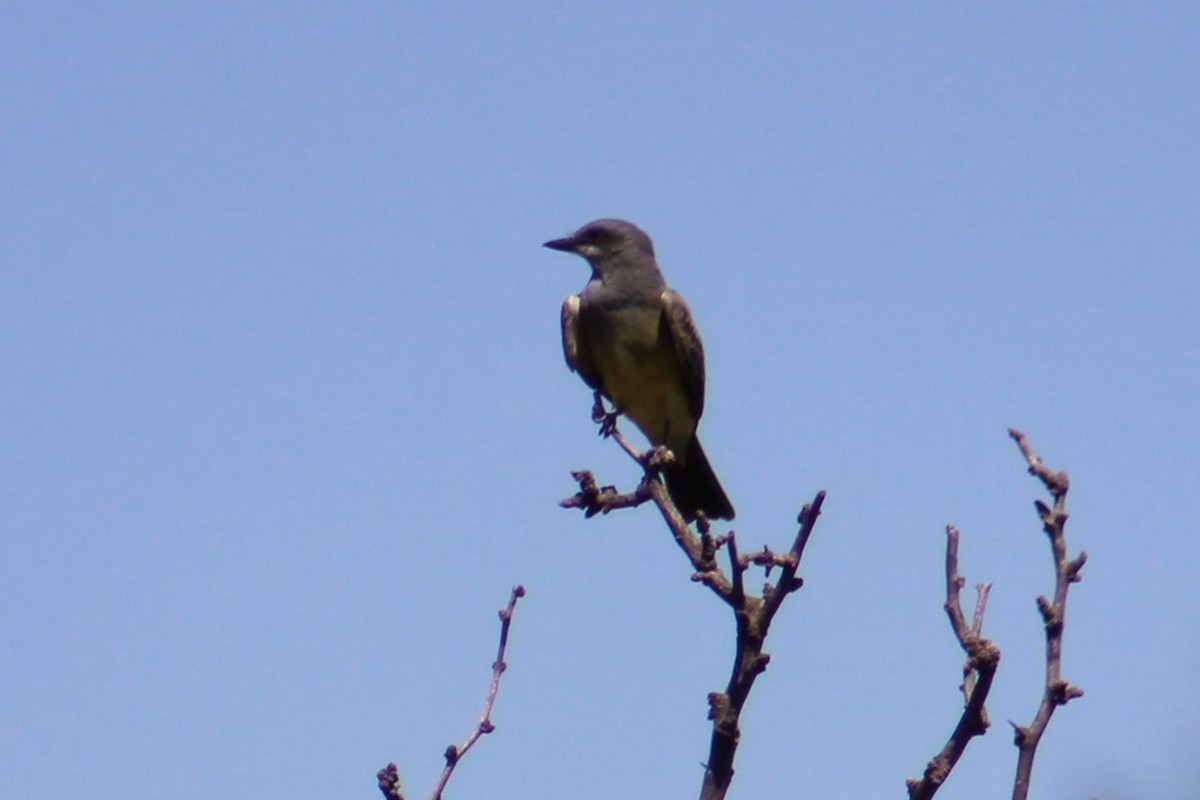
[376,763,405,800]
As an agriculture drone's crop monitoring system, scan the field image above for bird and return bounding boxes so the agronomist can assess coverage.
[545,218,735,521]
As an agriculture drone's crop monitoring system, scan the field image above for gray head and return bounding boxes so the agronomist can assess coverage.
[543,219,656,269]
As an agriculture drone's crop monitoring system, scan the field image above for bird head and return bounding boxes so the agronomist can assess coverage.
[543,218,655,267]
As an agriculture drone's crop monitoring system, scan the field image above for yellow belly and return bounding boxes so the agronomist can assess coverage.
[587,313,695,458]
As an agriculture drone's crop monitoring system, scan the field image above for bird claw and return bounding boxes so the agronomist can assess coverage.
[597,413,620,438]
[591,392,620,438]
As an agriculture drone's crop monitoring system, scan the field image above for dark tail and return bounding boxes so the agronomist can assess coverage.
[664,436,735,522]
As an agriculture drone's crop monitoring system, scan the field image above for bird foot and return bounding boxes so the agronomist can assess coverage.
[642,445,676,470]
[591,392,620,438]
[597,413,620,438]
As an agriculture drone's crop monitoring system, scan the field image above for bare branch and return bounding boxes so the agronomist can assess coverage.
[700,491,824,800]
[1008,428,1069,499]
[559,469,652,516]
[427,585,526,800]
[1007,430,1086,800]
[907,525,1000,800]
[560,425,733,602]
[761,493,825,626]
[378,586,526,800]
[559,413,826,800]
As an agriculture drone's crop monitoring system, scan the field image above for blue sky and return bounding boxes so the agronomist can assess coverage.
[2,4,1197,799]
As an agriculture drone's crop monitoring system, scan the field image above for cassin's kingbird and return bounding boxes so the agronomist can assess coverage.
[546,218,735,521]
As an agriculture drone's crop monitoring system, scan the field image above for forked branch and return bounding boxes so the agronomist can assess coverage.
[906,526,999,799]
[561,413,825,800]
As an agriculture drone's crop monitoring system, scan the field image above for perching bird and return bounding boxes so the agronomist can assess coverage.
[545,218,735,521]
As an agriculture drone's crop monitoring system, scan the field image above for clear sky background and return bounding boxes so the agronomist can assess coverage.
[3,4,1197,799]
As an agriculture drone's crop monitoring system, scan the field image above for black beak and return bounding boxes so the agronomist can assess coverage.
[542,236,577,253]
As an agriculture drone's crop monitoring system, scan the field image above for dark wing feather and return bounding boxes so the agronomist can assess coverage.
[561,295,602,391]
[660,289,706,418]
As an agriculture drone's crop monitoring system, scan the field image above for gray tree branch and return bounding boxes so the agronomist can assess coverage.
[561,417,825,800]
[377,585,526,800]
[906,526,999,799]
[1007,429,1086,800]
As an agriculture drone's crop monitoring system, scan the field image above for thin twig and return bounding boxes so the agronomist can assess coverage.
[963,583,994,706]
[761,494,824,626]
[1007,429,1086,800]
[378,586,527,800]
[429,585,526,800]
[972,583,992,637]
[907,525,1000,800]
